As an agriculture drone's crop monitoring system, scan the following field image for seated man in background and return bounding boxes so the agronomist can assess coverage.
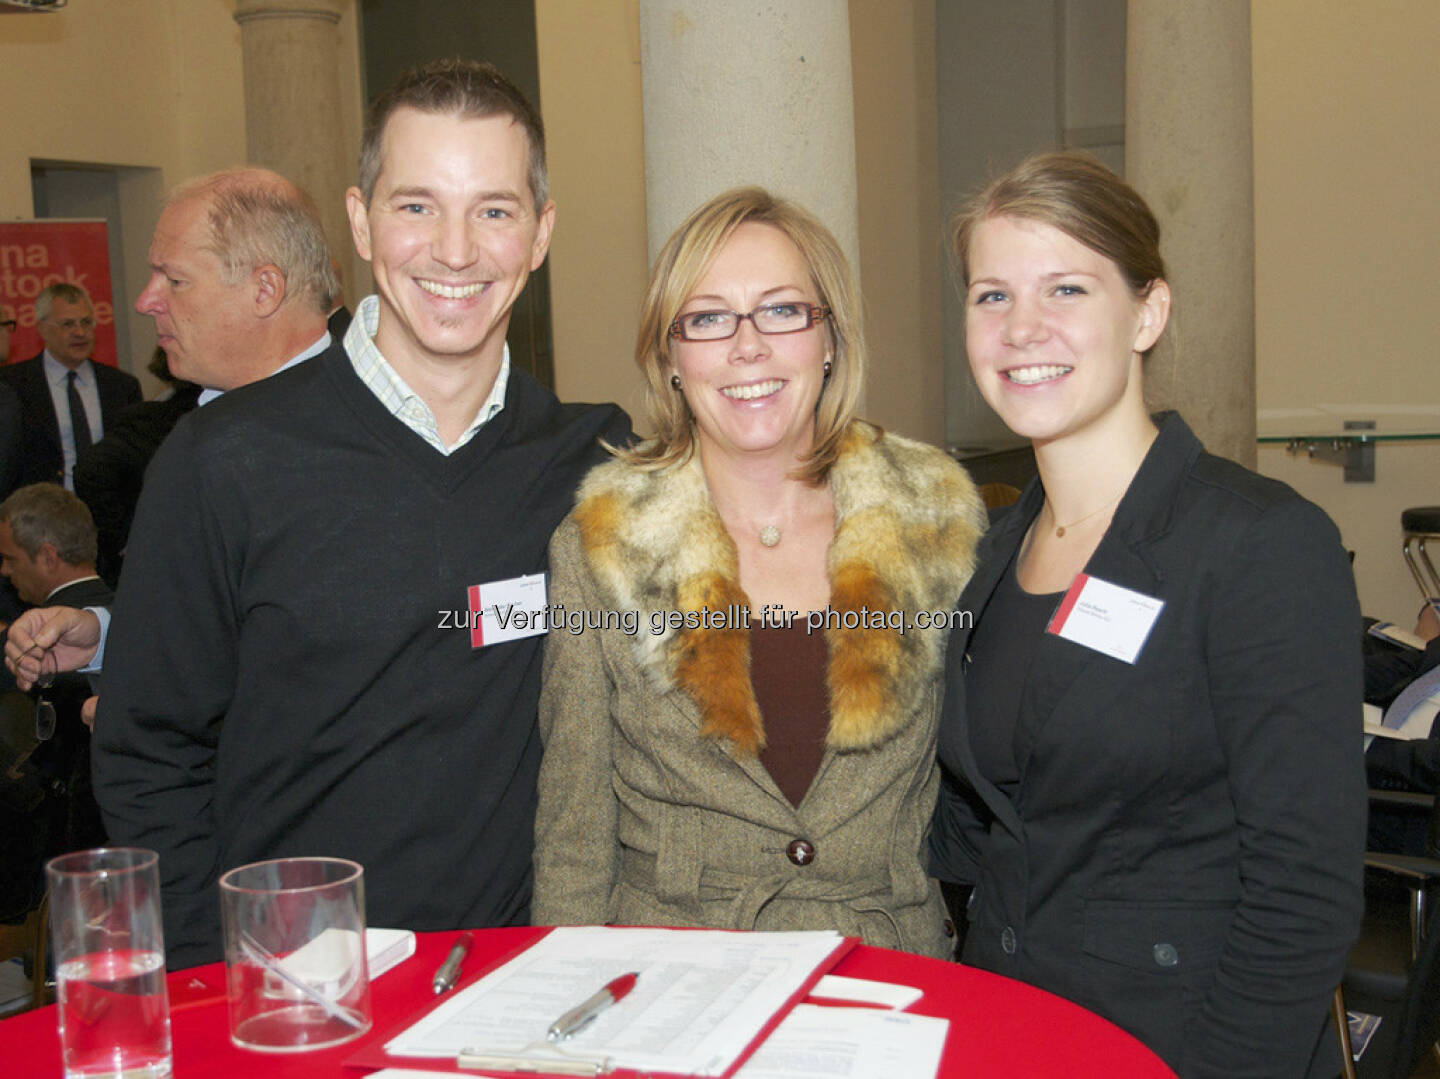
[0,484,112,860]
[1362,602,1440,852]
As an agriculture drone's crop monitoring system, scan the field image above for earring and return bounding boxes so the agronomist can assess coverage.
[823,360,832,378]
[670,373,682,389]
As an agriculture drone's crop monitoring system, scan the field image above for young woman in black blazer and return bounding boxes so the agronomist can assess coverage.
[931,152,1364,1077]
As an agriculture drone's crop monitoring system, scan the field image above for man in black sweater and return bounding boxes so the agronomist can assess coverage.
[43,61,628,966]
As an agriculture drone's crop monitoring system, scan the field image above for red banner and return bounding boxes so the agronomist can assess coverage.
[0,219,118,367]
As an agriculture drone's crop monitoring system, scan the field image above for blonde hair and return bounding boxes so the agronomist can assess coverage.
[950,151,1168,352]
[619,187,864,483]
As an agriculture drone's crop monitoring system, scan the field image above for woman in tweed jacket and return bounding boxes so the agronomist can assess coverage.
[533,188,985,955]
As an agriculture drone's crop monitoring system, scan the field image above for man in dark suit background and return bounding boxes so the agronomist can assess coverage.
[0,310,22,501]
[0,384,20,502]
[0,283,141,490]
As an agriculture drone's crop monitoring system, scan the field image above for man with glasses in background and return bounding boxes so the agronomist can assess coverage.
[0,283,140,490]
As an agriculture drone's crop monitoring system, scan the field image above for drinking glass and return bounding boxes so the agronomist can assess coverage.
[218,856,371,1051]
[46,848,172,1079]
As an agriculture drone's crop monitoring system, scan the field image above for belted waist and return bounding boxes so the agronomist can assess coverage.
[619,846,893,928]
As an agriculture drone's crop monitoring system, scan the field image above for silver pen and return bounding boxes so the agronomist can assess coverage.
[432,932,474,994]
[546,971,639,1041]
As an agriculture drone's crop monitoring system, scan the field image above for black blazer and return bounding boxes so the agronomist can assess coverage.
[74,384,202,586]
[0,353,142,487]
[0,381,21,499]
[931,413,1365,1078]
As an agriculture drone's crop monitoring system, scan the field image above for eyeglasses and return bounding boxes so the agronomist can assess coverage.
[35,697,56,742]
[668,302,830,342]
[45,317,94,332]
[0,320,15,332]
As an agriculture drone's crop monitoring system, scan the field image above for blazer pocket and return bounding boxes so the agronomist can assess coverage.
[1081,898,1232,974]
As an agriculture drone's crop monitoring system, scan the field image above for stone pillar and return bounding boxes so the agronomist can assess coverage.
[233,0,353,302]
[637,0,861,282]
[1126,1,1255,466]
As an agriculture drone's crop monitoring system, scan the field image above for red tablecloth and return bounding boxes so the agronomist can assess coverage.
[0,927,1174,1077]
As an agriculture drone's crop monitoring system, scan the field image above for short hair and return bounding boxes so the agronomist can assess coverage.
[950,150,1167,306]
[0,483,97,566]
[35,283,93,324]
[621,187,865,483]
[357,58,547,210]
[166,169,339,316]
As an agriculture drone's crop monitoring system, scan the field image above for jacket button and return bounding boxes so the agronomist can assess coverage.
[1153,942,1179,968]
[785,839,816,866]
[1000,926,1016,954]
[943,918,956,939]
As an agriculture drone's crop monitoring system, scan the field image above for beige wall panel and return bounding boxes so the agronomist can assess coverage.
[0,2,244,204]
[1252,1,1440,617]
[0,0,249,382]
[850,0,943,445]
[535,0,650,416]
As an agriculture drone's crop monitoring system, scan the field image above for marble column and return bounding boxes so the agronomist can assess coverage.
[637,0,861,283]
[232,0,352,302]
[1126,1,1255,467]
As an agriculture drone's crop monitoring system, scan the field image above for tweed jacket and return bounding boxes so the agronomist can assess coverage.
[534,422,985,956]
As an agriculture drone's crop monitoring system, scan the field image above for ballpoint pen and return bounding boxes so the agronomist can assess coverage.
[546,971,639,1042]
[432,931,475,995]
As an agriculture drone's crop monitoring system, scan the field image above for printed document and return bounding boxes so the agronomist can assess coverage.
[383,926,848,1076]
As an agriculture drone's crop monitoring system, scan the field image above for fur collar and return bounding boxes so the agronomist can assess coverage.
[570,422,985,755]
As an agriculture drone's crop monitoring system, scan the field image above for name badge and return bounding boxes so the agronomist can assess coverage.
[1046,572,1163,664]
[465,573,549,649]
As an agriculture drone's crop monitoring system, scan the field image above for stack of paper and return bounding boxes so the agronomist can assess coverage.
[376,926,851,1077]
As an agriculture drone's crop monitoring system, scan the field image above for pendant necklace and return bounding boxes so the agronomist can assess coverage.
[1049,490,1123,538]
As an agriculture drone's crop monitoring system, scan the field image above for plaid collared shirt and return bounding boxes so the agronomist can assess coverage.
[343,294,509,454]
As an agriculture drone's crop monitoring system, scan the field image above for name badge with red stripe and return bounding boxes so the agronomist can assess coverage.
[465,573,548,649]
[1046,572,1163,664]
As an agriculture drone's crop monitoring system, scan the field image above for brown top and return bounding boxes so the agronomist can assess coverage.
[752,620,830,807]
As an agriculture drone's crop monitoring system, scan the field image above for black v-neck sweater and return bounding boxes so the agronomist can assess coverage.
[94,343,629,966]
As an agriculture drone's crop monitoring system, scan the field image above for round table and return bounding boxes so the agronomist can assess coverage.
[0,926,1174,1077]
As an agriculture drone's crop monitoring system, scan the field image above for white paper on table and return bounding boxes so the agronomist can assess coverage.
[383,926,846,1077]
[735,1005,948,1079]
[807,974,922,1010]
[366,928,417,978]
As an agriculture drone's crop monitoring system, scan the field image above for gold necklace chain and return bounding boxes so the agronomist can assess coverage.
[1047,490,1123,538]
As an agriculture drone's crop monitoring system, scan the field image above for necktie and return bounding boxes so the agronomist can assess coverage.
[67,370,93,454]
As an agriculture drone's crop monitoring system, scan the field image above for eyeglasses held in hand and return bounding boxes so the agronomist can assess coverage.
[668,302,830,342]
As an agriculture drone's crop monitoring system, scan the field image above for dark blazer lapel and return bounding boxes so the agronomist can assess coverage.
[1011,416,1192,780]
[94,363,140,427]
[1012,537,1163,779]
[942,489,1037,837]
[20,357,63,461]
